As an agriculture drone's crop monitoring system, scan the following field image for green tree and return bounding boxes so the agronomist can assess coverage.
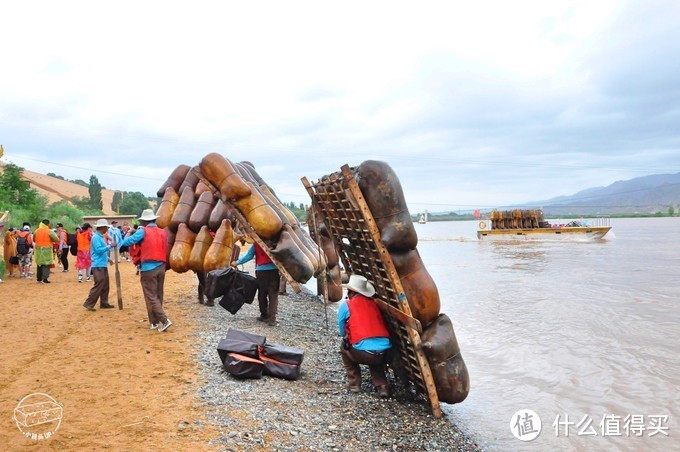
[669,204,675,217]
[119,192,151,215]
[46,200,88,231]
[0,163,48,227]
[88,175,103,210]
[112,191,123,213]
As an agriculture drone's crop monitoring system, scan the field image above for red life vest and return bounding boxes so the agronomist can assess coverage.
[345,294,390,345]
[139,226,167,262]
[254,243,272,266]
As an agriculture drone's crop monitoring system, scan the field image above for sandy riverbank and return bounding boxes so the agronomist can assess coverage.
[0,255,482,450]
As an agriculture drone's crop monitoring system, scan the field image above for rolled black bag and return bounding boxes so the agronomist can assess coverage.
[225,328,266,346]
[223,353,264,379]
[217,338,260,363]
[260,355,302,380]
[260,342,304,366]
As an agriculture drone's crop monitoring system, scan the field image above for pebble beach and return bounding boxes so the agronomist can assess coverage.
[192,263,484,451]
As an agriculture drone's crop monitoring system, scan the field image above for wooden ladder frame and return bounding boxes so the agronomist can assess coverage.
[302,165,442,417]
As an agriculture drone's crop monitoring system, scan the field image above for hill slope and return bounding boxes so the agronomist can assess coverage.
[527,172,680,215]
[0,162,117,215]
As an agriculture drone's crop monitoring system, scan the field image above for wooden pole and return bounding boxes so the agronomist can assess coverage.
[113,239,123,310]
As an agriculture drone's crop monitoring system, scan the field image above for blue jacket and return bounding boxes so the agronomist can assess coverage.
[236,245,277,271]
[108,226,123,249]
[90,231,112,268]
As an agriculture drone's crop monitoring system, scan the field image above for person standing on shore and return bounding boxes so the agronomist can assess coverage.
[34,219,58,284]
[108,220,123,262]
[16,225,33,278]
[338,274,392,398]
[56,223,69,272]
[120,209,172,332]
[4,228,20,278]
[232,241,280,326]
[76,223,93,282]
[83,219,115,311]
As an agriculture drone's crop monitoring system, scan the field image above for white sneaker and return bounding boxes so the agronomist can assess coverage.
[150,323,159,330]
[86,277,92,282]
[158,319,172,332]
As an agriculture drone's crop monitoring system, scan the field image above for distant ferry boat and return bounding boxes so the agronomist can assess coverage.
[477,209,611,241]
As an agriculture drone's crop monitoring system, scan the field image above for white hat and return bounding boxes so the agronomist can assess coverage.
[138,209,159,221]
[94,218,110,228]
[342,274,375,297]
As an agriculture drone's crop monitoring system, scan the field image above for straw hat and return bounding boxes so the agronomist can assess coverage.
[342,274,375,297]
[94,218,110,228]
[138,209,159,221]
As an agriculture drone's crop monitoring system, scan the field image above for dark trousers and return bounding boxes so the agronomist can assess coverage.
[84,267,110,307]
[60,248,69,271]
[37,264,51,282]
[278,275,287,294]
[140,265,167,324]
[256,269,280,320]
[340,344,389,388]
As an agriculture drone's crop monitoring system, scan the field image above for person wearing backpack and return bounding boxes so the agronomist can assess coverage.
[34,219,58,284]
[16,225,34,279]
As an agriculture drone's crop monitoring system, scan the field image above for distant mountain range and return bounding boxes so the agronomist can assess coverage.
[521,172,680,215]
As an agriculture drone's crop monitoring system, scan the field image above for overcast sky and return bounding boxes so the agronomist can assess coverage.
[1,1,678,213]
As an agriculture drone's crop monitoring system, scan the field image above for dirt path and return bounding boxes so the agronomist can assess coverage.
[0,259,218,449]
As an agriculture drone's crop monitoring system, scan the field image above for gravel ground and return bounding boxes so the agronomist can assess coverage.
[192,264,484,451]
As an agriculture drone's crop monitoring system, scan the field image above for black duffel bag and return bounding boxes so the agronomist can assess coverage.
[226,328,266,346]
[205,267,258,302]
[217,338,260,364]
[260,342,305,365]
[223,353,264,379]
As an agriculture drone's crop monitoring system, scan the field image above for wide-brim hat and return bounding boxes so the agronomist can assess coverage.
[342,274,375,297]
[94,218,110,228]
[138,209,159,221]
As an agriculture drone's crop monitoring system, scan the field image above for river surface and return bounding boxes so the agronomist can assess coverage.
[413,217,679,451]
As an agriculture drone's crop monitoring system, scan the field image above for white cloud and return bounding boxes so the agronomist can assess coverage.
[1,1,678,211]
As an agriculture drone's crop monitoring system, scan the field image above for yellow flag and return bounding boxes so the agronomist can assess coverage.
[0,144,4,158]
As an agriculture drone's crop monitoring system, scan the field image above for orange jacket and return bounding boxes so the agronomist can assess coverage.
[77,230,92,252]
[34,225,57,247]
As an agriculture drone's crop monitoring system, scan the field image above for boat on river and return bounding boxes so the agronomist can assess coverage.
[477,209,611,241]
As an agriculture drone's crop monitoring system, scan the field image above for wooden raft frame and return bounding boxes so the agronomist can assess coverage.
[191,167,301,294]
[302,165,442,418]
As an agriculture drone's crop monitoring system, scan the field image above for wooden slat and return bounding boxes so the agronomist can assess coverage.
[302,165,442,418]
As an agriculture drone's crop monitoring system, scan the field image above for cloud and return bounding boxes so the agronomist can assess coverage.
[1,1,679,212]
